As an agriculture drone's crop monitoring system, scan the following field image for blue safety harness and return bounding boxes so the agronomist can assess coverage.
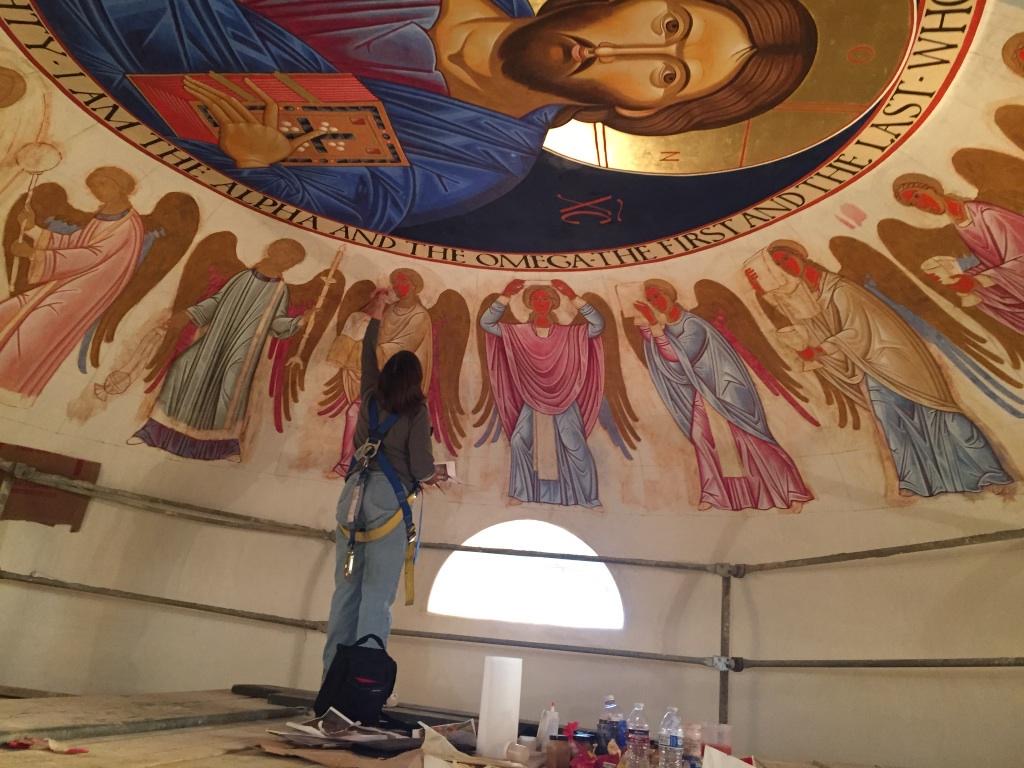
[342,398,420,591]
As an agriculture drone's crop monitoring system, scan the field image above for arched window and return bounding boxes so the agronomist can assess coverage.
[427,520,625,630]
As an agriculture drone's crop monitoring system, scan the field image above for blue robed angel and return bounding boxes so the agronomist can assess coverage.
[34,0,822,230]
[634,280,812,512]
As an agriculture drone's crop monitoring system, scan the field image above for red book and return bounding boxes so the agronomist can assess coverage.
[129,72,409,167]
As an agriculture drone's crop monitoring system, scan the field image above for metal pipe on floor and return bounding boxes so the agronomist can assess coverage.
[741,657,1024,669]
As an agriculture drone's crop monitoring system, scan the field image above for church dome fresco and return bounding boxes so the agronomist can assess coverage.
[0,0,1022,517]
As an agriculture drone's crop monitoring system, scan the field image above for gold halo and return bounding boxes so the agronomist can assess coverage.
[1003,32,1024,77]
[0,66,26,108]
[537,0,917,176]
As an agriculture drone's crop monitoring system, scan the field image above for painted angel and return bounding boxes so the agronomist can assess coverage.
[129,234,345,461]
[473,279,638,509]
[319,268,469,476]
[622,279,813,512]
[0,170,199,400]
[744,241,1013,498]
[830,234,1024,420]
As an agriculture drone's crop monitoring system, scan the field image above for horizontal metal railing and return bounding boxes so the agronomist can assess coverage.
[2,458,1023,723]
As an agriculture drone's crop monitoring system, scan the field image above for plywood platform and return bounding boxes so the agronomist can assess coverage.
[0,689,895,768]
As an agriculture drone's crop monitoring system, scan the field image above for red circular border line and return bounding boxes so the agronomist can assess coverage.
[6,0,981,273]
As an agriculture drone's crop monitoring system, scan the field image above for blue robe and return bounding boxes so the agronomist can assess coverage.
[36,0,559,230]
[643,313,777,444]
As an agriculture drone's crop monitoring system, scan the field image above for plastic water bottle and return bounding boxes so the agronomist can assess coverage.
[657,708,684,768]
[625,703,650,768]
[597,694,626,753]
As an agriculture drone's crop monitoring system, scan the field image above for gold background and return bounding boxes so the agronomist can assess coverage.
[532,0,916,175]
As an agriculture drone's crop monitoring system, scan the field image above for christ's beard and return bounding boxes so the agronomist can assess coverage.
[498,5,615,105]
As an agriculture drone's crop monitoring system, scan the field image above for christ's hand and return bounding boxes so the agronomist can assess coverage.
[184,76,328,169]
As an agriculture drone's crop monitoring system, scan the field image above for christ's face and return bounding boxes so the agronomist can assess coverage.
[898,187,946,215]
[645,285,671,312]
[500,0,752,110]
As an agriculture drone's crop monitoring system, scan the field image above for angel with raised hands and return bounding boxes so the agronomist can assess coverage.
[474,279,638,509]
[624,279,813,512]
[0,169,199,401]
[129,236,345,461]
[319,267,469,476]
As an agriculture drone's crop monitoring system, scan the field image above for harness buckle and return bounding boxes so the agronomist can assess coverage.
[406,523,418,546]
[354,439,381,464]
[344,545,356,579]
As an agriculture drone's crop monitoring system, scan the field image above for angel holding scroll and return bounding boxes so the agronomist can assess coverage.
[130,236,346,461]
[624,279,813,512]
[745,241,1013,498]
[475,280,638,509]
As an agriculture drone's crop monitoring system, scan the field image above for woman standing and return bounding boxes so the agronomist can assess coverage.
[324,288,438,672]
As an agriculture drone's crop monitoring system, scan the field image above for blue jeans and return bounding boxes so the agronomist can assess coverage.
[323,472,407,674]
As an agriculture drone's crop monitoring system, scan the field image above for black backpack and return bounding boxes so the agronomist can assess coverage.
[315,634,397,725]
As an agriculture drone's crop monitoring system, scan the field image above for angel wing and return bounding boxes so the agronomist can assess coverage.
[268,266,347,432]
[876,220,1024,372]
[428,290,471,455]
[144,231,246,389]
[690,280,820,427]
[577,292,641,456]
[317,280,376,419]
[833,235,1024,419]
[952,148,1024,213]
[84,192,200,370]
[472,293,520,446]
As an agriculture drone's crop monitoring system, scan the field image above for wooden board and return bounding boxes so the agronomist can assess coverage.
[0,690,305,742]
[0,718,296,767]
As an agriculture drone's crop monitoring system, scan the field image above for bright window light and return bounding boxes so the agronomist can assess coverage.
[427,520,625,630]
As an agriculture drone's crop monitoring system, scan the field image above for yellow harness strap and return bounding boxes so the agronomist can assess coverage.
[339,507,417,607]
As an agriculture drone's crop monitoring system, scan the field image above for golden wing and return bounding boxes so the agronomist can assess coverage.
[996,103,1024,154]
[620,310,647,368]
[952,148,1024,213]
[691,280,821,427]
[471,293,520,431]
[270,266,348,429]
[144,232,245,382]
[88,192,201,368]
[579,291,641,451]
[876,221,1023,372]
[428,290,471,454]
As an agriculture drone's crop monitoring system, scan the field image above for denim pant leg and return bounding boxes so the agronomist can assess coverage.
[324,476,365,674]
[354,477,408,645]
